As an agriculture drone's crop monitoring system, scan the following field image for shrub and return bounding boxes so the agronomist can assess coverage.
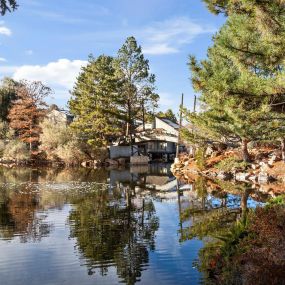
[215,156,249,172]
[55,140,85,166]
[266,195,285,207]
[39,119,71,160]
[3,140,30,161]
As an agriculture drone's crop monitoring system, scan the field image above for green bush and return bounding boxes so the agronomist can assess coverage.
[215,156,249,172]
[3,140,30,161]
[266,195,285,207]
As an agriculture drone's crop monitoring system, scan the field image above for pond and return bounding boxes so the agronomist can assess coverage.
[0,164,268,285]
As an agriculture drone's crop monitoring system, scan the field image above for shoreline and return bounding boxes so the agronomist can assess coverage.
[171,150,285,196]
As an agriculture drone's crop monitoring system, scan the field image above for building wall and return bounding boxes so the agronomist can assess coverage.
[110,145,139,159]
[146,141,176,153]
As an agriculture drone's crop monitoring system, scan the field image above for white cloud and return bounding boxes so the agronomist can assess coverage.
[0,59,87,105]
[143,44,178,55]
[0,57,6,62]
[0,25,11,36]
[12,59,87,90]
[142,17,216,55]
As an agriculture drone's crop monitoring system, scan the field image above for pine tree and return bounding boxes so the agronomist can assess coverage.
[186,3,285,162]
[0,0,17,15]
[8,81,50,152]
[0,77,18,122]
[69,55,121,149]
[116,36,158,142]
[157,109,178,123]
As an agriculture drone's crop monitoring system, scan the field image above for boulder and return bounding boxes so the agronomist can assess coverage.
[258,172,269,184]
[235,172,251,182]
[248,175,257,182]
[217,171,233,180]
[259,162,271,171]
[251,164,259,170]
[117,158,126,166]
[268,154,278,166]
[205,146,214,157]
[105,159,119,166]
[268,154,278,161]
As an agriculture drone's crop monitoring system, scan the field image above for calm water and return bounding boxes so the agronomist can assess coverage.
[0,165,267,285]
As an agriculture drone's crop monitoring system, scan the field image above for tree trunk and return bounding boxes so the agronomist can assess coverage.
[127,99,132,146]
[142,101,145,131]
[241,138,251,162]
[126,122,129,137]
[281,138,285,162]
[241,189,250,222]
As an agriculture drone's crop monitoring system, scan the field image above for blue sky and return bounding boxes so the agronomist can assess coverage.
[0,0,225,113]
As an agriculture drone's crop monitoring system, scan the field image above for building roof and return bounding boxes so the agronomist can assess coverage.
[158,117,179,129]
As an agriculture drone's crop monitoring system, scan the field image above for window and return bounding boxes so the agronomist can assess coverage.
[159,142,167,150]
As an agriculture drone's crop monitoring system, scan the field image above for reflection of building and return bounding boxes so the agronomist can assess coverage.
[109,163,176,190]
[109,163,193,196]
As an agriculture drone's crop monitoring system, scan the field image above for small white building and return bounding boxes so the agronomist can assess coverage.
[134,117,183,161]
[46,108,74,125]
[109,117,186,162]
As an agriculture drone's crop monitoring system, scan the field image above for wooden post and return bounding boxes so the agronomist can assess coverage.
[192,95,197,157]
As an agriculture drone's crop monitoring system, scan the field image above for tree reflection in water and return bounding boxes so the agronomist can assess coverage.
[0,167,109,243]
[1,165,271,284]
[68,183,159,285]
[0,184,52,242]
[177,177,268,283]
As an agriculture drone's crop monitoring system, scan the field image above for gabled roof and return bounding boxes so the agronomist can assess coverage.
[158,117,179,129]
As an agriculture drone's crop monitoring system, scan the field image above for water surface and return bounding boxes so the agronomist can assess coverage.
[0,165,267,285]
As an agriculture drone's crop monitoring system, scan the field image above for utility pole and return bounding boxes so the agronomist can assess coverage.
[193,95,197,113]
[192,95,197,157]
[175,93,184,160]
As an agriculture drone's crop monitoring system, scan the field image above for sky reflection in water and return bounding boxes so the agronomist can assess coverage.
[0,165,267,285]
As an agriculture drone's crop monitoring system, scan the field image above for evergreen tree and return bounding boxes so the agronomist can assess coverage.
[116,36,158,142]
[0,0,17,15]
[137,82,159,130]
[69,55,121,149]
[0,78,18,122]
[186,2,285,162]
[8,81,50,152]
[157,109,178,123]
